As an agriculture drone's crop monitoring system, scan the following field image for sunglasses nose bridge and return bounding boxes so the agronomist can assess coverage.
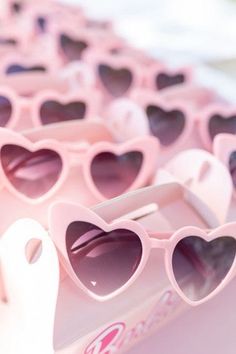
[150,238,169,249]
[19,98,30,112]
[66,141,91,167]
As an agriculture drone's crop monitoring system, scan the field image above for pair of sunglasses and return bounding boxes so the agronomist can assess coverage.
[0,87,101,129]
[0,129,158,202]
[49,183,236,304]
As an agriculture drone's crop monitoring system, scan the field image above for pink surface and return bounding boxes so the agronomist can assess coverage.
[128,277,236,354]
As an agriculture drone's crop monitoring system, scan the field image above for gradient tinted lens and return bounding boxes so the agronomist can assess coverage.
[229,151,236,187]
[6,65,46,75]
[98,64,133,97]
[146,105,185,146]
[156,73,185,90]
[60,34,88,61]
[40,100,86,125]
[208,114,236,140]
[90,151,143,198]
[172,236,236,302]
[66,221,142,296]
[1,145,63,198]
[0,96,12,127]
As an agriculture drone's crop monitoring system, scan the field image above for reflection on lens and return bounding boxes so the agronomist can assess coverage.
[1,145,63,198]
[66,221,142,296]
[90,151,143,198]
[172,236,236,301]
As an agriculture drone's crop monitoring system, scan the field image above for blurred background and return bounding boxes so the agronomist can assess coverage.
[62,1,236,353]
[64,0,236,65]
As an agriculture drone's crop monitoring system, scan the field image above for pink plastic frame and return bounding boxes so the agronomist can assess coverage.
[213,133,236,197]
[0,86,102,130]
[49,184,236,305]
[84,49,144,99]
[0,128,159,204]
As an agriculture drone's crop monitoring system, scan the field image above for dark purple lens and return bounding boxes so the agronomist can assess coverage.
[146,105,185,146]
[208,114,236,141]
[172,236,236,302]
[0,38,17,46]
[229,151,236,188]
[6,64,46,75]
[11,2,22,14]
[66,221,142,296]
[98,64,133,97]
[1,145,63,198]
[90,151,143,198]
[156,72,185,90]
[40,100,86,125]
[59,34,88,61]
[36,17,47,33]
[0,96,12,127]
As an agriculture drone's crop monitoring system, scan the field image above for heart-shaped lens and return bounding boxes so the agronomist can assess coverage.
[6,64,46,75]
[208,114,236,140]
[66,221,142,296]
[146,105,185,146]
[60,34,88,61]
[0,96,12,127]
[90,151,143,198]
[98,64,133,97]
[40,100,86,125]
[1,144,63,198]
[156,73,185,90]
[229,151,236,188]
[172,236,236,302]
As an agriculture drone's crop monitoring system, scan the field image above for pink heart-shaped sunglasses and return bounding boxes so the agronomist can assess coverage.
[0,127,159,203]
[49,183,236,304]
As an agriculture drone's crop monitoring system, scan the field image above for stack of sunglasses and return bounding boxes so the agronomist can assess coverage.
[1,0,236,353]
